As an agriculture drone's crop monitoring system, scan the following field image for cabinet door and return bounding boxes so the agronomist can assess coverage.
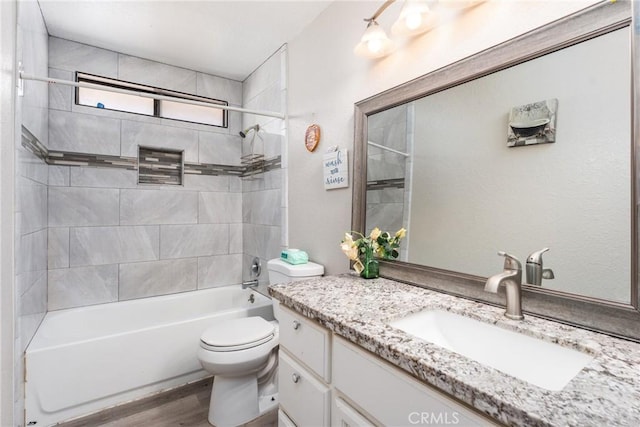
[278,409,296,427]
[333,336,500,427]
[278,306,330,381]
[332,396,376,427]
[279,350,330,427]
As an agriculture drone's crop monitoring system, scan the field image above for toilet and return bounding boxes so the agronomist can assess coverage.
[198,258,324,427]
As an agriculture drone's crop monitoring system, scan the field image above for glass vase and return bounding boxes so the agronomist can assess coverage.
[360,246,379,279]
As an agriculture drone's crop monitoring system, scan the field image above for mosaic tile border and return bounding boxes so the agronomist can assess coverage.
[21,125,282,181]
[21,126,48,162]
[367,178,405,190]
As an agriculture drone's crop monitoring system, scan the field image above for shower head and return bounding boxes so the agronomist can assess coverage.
[239,124,260,138]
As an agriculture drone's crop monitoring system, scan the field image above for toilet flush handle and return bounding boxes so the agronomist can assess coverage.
[292,373,300,383]
[293,320,301,330]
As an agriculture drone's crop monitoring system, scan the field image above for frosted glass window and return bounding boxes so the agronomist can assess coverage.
[160,100,224,126]
[75,72,228,128]
[77,87,154,115]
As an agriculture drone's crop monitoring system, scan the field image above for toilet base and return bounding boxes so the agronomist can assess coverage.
[208,375,278,427]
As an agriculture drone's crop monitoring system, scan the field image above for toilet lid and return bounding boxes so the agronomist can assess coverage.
[201,317,275,351]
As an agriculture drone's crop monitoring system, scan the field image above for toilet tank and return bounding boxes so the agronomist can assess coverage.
[267,259,324,285]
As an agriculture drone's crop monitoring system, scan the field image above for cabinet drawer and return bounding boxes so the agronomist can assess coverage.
[278,305,330,381]
[332,396,376,427]
[279,350,330,427]
[333,336,499,427]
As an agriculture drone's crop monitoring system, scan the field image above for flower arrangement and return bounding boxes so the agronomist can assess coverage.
[341,227,407,279]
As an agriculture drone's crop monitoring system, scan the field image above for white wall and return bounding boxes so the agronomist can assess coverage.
[287,0,600,275]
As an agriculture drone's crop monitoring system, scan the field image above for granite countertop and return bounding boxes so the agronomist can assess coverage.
[268,275,640,427]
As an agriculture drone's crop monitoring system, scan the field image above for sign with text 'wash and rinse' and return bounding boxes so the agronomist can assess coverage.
[323,149,348,190]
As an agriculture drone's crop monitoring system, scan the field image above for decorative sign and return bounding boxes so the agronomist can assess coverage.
[323,148,348,190]
[305,124,321,152]
[507,98,558,147]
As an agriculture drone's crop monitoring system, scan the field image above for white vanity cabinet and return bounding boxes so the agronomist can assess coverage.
[277,306,331,427]
[277,305,499,427]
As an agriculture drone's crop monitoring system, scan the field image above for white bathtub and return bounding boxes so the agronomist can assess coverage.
[25,285,274,427]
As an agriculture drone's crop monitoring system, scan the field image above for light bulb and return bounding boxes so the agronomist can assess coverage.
[405,13,422,30]
[391,0,435,37]
[367,38,383,54]
[354,20,395,59]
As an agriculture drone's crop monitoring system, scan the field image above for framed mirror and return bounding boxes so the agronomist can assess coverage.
[353,0,640,342]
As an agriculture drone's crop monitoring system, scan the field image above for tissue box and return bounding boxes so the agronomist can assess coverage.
[281,249,309,265]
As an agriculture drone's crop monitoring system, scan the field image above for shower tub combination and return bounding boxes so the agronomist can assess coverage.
[25,285,274,426]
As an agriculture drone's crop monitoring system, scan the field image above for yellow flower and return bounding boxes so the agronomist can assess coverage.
[395,228,407,239]
[343,233,354,245]
[340,242,359,261]
[369,227,381,240]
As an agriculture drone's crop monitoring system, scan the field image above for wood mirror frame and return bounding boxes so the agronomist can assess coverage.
[352,0,640,342]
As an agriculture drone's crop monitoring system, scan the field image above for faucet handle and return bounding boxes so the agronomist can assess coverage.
[527,247,550,265]
[497,251,522,271]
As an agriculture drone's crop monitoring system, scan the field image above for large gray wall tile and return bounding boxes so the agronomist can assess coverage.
[48,265,118,310]
[198,132,241,165]
[49,109,121,155]
[70,226,159,266]
[18,271,47,351]
[121,189,198,225]
[49,165,70,186]
[160,224,228,259]
[49,186,119,226]
[16,145,48,184]
[16,177,47,234]
[243,51,281,102]
[199,192,241,224]
[229,224,242,254]
[196,73,242,106]
[119,258,197,300]
[48,227,69,269]
[48,68,73,111]
[120,120,198,161]
[49,37,118,77]
[118,55,196,93]
[198,254,243,289]
[243,224,280,261]
[183,174,229,192]
[243,189,280,226]
[16,228,47,276]
[70,167,138,188]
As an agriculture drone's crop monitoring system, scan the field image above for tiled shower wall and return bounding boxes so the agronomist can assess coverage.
[242,46,288,285]
[15,0,48,424]
[366,103,413,260]
[47,37,247,310]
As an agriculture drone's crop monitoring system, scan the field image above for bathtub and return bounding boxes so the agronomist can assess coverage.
[25,285,274,427]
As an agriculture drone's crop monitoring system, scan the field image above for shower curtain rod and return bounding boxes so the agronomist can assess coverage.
[19,72,286,120]
[367,140,409,157]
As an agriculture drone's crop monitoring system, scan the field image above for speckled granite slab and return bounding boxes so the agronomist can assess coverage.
[269,275,640,427]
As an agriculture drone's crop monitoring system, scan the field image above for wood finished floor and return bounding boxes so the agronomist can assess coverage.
[57,378,278,427]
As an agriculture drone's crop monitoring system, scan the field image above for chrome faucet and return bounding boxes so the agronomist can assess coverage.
[485,251,524,320]
[526,247,555,286]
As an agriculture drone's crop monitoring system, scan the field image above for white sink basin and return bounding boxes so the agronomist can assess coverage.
[388,309,593,391]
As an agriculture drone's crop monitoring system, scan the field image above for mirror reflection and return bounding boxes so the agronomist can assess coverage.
[366,26,631,304]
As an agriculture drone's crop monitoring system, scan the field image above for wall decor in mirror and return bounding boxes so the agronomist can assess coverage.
[353,0,640,341]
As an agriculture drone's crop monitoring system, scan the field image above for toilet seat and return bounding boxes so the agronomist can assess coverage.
[200,317,275,352]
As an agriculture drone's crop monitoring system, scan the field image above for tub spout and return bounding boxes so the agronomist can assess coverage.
[485,251,524,320]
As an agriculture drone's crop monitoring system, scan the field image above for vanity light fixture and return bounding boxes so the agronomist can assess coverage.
[355,0,484,59]
[354,16,396,58]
